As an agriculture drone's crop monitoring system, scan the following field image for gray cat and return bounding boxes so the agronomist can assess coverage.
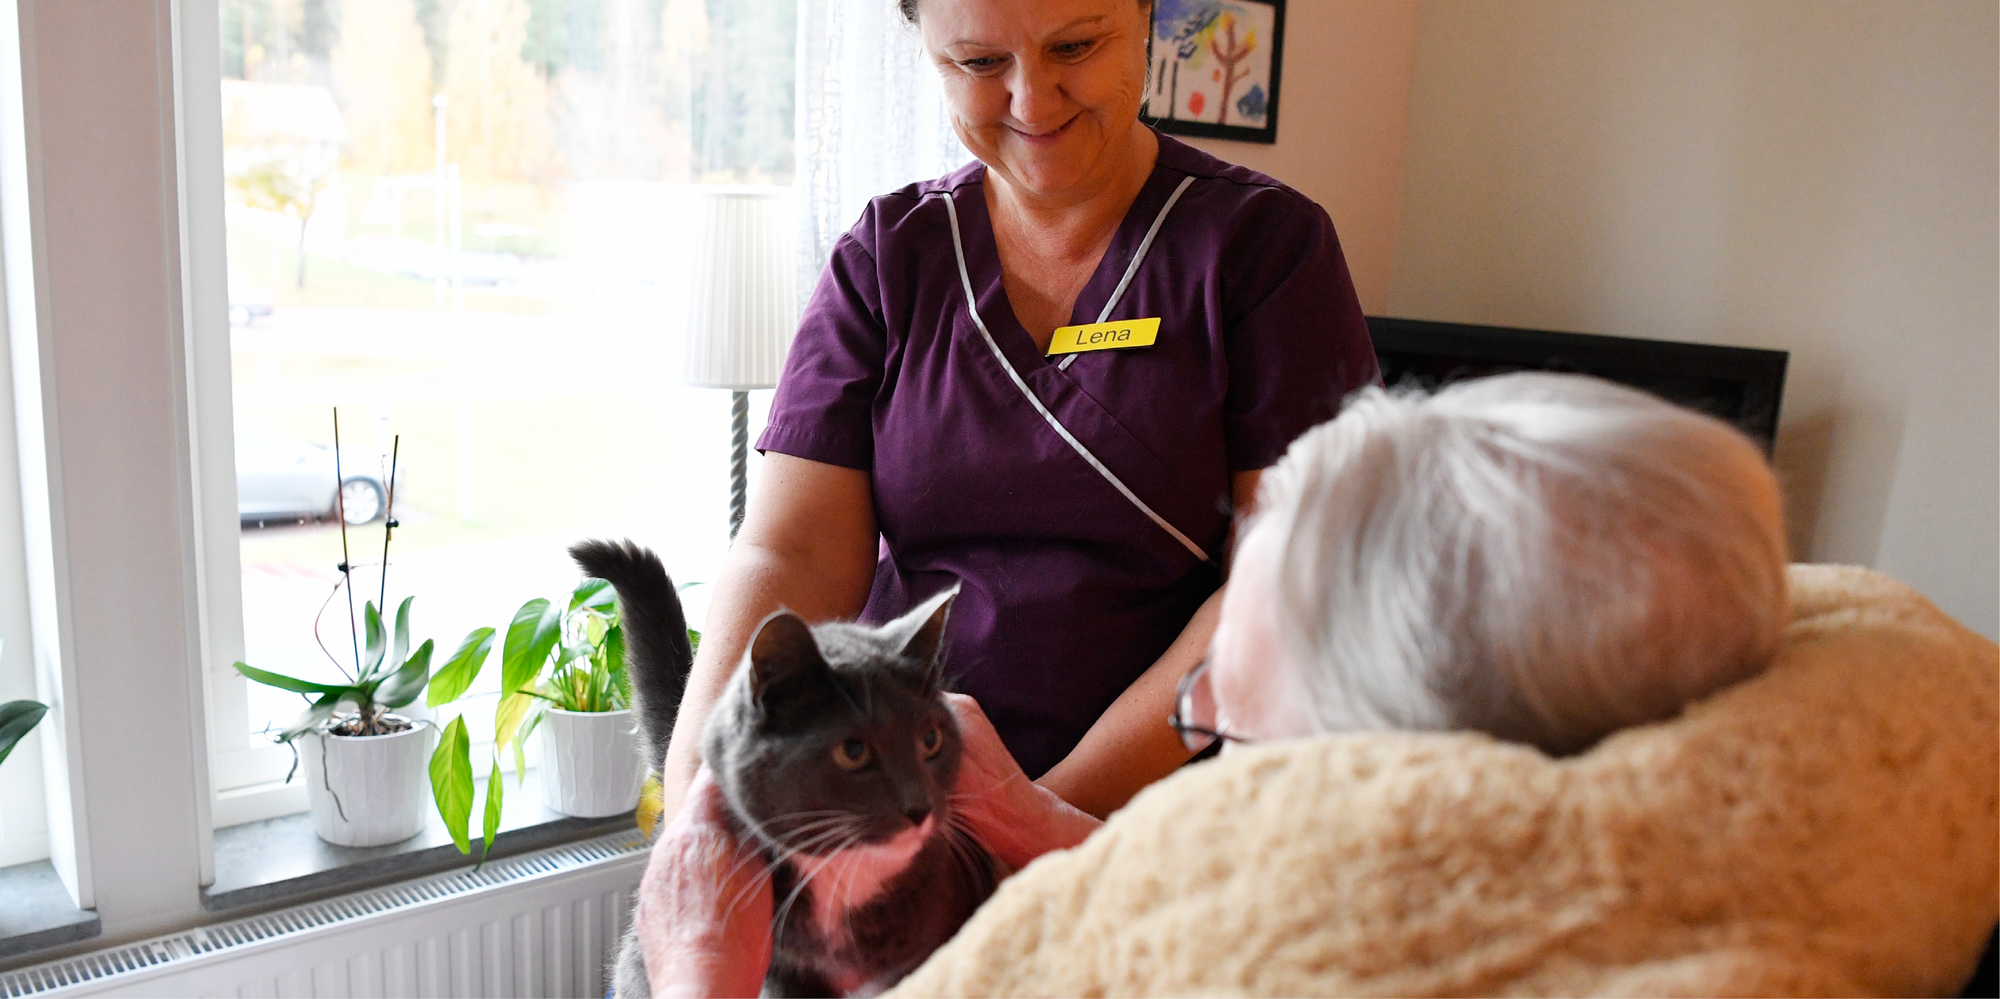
[569,540,1002,998]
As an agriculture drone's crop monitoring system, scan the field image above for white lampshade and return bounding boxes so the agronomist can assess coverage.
[676,187,799,390]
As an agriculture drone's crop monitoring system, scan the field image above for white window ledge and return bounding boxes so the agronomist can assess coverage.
[202,767,638,915]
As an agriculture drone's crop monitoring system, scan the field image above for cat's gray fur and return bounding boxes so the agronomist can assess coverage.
[569,540,1001,998]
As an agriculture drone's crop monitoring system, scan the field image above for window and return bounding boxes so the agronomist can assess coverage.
[206,0,799,822]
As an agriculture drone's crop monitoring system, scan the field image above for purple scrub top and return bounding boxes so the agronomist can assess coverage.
[757,133,1377,777]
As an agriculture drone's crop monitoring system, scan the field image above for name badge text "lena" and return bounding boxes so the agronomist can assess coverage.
[1046,317,1162,356]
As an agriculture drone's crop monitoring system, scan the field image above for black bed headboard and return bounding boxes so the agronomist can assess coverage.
[1366,316,1790,454]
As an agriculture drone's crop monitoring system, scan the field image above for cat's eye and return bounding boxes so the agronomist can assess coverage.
[833,738,872,770]
[919,723,943,758]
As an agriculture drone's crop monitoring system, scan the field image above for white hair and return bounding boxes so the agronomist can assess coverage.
[1243,372,1789,754]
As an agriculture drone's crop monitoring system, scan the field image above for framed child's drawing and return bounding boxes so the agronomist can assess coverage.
[1143,0,1286,144]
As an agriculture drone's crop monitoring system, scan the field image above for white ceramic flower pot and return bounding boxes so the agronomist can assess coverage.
[300,717,435,847]
[538,708,644,818]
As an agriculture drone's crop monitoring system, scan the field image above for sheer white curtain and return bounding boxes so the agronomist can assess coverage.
[794,0,973,300]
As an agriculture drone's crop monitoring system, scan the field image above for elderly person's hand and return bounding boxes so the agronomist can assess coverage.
[634,768,771,999]
[945,693,1101,870]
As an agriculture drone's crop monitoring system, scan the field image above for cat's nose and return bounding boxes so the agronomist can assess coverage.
[903,806,931,827]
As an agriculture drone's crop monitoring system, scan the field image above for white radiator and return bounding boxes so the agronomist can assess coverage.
[0,831,647,998]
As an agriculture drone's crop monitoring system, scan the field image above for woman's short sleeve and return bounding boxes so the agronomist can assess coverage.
[1218,192,1379,472]
[755,231,885,471]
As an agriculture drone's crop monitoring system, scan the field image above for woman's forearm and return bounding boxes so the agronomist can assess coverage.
[1002,472,1259,819]
[656,456,876,824]
[1035,587,1224,818]
[658,545,850,821]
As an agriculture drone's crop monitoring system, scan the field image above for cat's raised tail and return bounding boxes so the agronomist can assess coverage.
[568,539,694,774]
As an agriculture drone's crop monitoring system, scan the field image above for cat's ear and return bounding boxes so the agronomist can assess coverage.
[745,609,828,710]
[893,585,958,689]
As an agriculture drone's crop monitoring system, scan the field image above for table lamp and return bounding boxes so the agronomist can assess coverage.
[676,187,799,538]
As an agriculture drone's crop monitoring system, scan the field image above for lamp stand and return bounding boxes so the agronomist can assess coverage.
[729,390,749,539]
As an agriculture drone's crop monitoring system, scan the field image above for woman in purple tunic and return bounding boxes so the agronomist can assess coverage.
[652,0,1376,826]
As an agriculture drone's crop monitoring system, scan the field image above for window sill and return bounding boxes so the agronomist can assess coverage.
[0,861,100,961]
[202,766,640,914]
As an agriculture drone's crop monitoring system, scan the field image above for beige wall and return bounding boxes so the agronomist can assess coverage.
[1385,0,1998,638]
[1182,0,1421,313]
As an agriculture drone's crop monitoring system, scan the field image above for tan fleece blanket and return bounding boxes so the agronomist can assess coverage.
[894,565,1999,997]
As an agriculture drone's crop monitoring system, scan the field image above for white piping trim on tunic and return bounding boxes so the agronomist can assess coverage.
[1058,175,1197,371]
[939,189,1211,563]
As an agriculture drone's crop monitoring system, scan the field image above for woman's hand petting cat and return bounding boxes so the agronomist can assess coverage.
[945,692,1103,871]
[636,768,771,999]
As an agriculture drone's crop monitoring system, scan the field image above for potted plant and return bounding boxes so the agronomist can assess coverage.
[237,598,436,847]
[232,415,435,848]
[427,575,645,858]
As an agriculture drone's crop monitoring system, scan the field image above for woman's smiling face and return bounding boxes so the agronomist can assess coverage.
[919,0,1154,203]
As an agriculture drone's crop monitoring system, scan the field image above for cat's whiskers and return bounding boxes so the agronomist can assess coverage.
[763,815,867,861]
[721,862,778,922]
[946,770,1033,806]
[739,808,851,852]
[732,812,855,878]
[715,814,862,919]
[830,833,869,948]
[718,825,853,924]
[772,828,867,938]
[939,815,990,887]
[744,819,862,894]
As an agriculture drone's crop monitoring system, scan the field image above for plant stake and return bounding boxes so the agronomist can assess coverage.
[332,407,362,687]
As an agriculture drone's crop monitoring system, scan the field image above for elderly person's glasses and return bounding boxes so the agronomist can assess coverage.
[1168,658,1250,753]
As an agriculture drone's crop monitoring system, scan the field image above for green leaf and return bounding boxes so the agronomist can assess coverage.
[493,689,534,753]
[360,601,387,681]
[480,757,504,855]
[377,639,434,709]
[389,596,414,681]
[430,716,473,854]
[604,632,629,711]
[428,628,495,707]
[501,599,562,695]
[0,700,49,768]
[234,662,348,695]
[514,708,543,781]
[277,690,348,742]
[688,629,701,655]
[570,577,615,613]
[602,624,626,675]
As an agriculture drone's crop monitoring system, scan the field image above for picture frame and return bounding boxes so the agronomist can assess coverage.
[1143,0,1286,145]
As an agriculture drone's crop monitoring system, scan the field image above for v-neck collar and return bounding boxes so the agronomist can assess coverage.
[954,138,1188,374]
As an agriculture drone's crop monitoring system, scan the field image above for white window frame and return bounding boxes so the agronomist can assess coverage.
[172,0,304,829]
[0,6,42,863]
[0,5,44,860]
[0,0,216,940]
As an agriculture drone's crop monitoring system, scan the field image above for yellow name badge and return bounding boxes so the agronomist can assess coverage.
[1046,317,1162,357]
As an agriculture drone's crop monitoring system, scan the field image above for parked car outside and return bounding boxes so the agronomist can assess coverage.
[236,427,402,526]
[228,268,276,326]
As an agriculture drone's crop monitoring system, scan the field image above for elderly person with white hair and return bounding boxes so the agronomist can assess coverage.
[1188,371,1788,757]
[648,372,1997,997]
